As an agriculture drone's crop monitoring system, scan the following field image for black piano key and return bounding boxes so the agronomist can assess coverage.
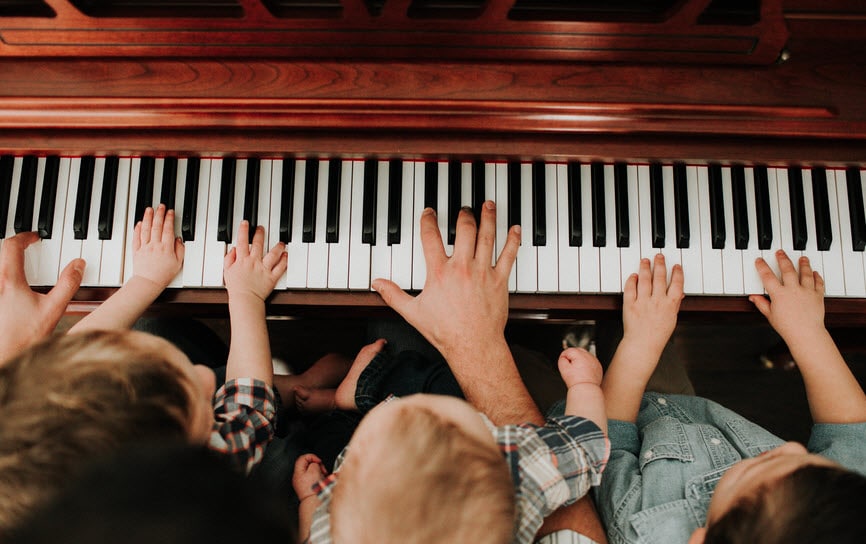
[811,167,832,251]
[708,164,726,249]
[731,165,749,250]
[649,163,665,248]
[216,158,236,243]
[181,157,201,242]
[159,157,178,209]
[507,161,521,228]
[846,167,866,251]
[97,156,119,240]
[567,161,581,247]
[302,159,319,243]
[532,161,546,246]
[447,160,461,245]
[13,156,38,234]
[471,160,485,224]
[242,158,261,243]
[673,162,689,249]
[361,159,377,245]
[37,156,61,239]
[326,158,342,243]
[614,162,629,247]
[133,156,155,224]
[387,159,402,246]
[754,166,773,250]
[73,156,96,240]
[590,162,606,247]
[788,166,808,251]
[0,155,13,237]
[424,161,438,210]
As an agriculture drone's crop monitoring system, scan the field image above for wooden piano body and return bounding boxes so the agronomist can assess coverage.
[1,0,865,324]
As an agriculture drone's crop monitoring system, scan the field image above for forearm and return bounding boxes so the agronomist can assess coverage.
[69,276,164,333]
[297,495,321,543]
[444,339,543,425]
[788,328,866,423]
[602,339,661,423]
[565,383,607,435]
[225,294,272,386]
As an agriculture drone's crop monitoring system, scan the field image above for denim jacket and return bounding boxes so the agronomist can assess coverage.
[595,392,866,544]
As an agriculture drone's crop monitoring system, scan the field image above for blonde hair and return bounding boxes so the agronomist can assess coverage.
[0,330,199,534]
[331,402,515,544]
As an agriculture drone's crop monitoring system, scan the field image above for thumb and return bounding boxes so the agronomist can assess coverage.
[47,258,84,310]
[372,278,415,320]
[748,294,771,318]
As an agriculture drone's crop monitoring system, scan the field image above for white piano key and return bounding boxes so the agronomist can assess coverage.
[80,158,105,286]
[556,163,579,293]
[370,160,392,286]
[151,158,164,211]
[742,167,764,294]
[680,166,703,294]
[495,163,517,291]
[348,160,371,290]
[515,163,537,293]
[257,159,273,252]
[99,158,131,287]
[460,161,472,207]
[801,168,824,279]
[184,159,212,287]
[202,159,228,287]
[59,158,84,280]
[306,160,330,289]
[600,164,620,293]
[579,163,600,292]
[537,163,559,292]
[230,159,247,248]
[328,159,353,289]
[285,159,309,289]
[697,166,723,294]
[485,163,496,266]
[23,157,45,283]
[762,167,783,280]
[411,161,426,290]
[390,161,415,289]
[438,161,452,257]
[721,166,744,294]
[3,157,22,241]
[620,164,642,289]
[822,169,845,296]
[168,158,186,288]
[660,165,682,284]
[637,165,655,262]
[122,158,141,284]
[267,159,286,290]
[35,158,72,286]
[774,167,800,261]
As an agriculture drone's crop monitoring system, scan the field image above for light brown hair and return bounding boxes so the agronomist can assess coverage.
[331,402,515,544]
[0,330,199,534]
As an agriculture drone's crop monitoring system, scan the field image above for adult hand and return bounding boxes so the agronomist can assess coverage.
[372,203,519,362]
[0,231,84,363]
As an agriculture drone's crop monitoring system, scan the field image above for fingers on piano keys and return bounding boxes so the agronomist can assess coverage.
[3,154,864,297]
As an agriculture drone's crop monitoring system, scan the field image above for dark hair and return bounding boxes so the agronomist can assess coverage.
[705,464,866,544]
[6,444,297,544]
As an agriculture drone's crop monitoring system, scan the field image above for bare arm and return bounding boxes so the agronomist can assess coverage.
[373,203,543,425]
[750,251,866,424]
[293,454,327,543]
[70,205,183,333]
[222,222,287,386]
[0,231,83,363]
[602,255,684,423]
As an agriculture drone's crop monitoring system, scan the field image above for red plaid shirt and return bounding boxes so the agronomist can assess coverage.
[208,377,277,474]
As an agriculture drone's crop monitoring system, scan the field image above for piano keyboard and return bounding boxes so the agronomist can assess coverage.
[2,155,865,298]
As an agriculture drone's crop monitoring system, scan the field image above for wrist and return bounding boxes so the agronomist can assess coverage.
[228,290,267,306]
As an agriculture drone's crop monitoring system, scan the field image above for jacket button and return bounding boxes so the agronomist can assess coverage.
[657,397,667,405]
[644,450,654,459]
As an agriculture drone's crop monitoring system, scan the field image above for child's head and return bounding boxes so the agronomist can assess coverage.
[0,330,216,533]
[330,394,515,544]
[691,441,866,544]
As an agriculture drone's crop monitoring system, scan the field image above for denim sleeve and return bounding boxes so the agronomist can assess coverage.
[807,422,866,476]
[593,419,643,544]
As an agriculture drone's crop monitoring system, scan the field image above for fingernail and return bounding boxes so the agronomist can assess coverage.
[423,207,436,217]
[74,259,85,274]
[485,200,495,210]
[460,206,472,213]
[371,280,381,291]
[513,225,521,235]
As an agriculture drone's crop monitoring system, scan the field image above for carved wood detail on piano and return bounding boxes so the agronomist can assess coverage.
[0,0,788,64]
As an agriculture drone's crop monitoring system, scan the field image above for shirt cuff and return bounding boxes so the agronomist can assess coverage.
[608,419,640,454]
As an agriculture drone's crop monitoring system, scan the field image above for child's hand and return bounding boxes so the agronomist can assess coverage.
[132,205,184,287]
[558,347,603,388]
[223,222,287,302]
[750,250,826,344]
[292,453,327,500]
[622,254,684,354]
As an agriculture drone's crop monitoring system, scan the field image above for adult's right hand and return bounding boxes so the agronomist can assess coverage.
[0,232,84,364]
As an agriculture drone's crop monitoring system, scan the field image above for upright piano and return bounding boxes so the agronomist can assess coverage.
[1,0,865,323]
